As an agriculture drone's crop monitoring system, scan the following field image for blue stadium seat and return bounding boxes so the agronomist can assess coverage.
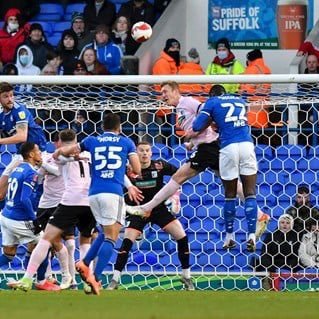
[53,21,71,34]
[152,143,169,158]
[308,146,319,158]
[64,3,86,21]
[0,144,17,153]
[255,144,273,160]
[34,4,64,21]
[29,21,53,37]
[308,158,319,170]
[303,170,316,184]
[297,158,308,171]
[0,153,13,166]
[0,21,4,28]
[275,144,307,160]
[48,34,61,47]
[46,142,56,153]
[270,158,283,171]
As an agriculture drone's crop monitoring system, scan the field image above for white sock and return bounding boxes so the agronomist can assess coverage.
[248,233,256,242]
[55,245,70,277]
[225,233,234,242]
[182,268,191,279]
[65,239,76,282]
[112,270,121,282]
[143,179,181,211]
[80,243,92,271]
[45,251,52,279]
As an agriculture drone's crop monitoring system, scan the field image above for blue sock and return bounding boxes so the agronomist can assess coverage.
[245,196,257,234]
[0,254,13,267]
[83,232,105,266]
[223,198,236,233]
[94,239,115,281]
[37,255,49,282]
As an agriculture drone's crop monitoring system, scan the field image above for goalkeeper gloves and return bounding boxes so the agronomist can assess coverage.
[165,190,181,215]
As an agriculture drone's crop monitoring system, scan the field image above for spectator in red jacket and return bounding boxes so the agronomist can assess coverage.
[297,39,319,60]
[0,8,30,65]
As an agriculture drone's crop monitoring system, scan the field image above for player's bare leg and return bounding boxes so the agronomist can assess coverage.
[164,220,195,290]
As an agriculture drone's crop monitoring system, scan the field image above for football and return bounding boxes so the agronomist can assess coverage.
[131,21,152,43]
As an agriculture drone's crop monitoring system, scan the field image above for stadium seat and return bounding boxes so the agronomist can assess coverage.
[303,170,316,184]
[46,142,56,153]
[152,143,169,158]
[275,144,307,160]
[53,21,71,34]
[48,34,61,47]
[255,144,273,160]
[297,158,308,171]
[34,4,64,21]
[64,3,86,21]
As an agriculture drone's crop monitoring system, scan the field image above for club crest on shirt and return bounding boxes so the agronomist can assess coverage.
[151,171,158,178]
[18,111,26,120]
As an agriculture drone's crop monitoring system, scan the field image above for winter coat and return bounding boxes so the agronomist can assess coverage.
[299,231,319,268]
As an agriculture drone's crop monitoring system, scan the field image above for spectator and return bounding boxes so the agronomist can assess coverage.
[240,49,272,129]
[19,23,54,70]
[205,38,244,93]
[0,8,30,65]
[298,54,319,94]
[0,1,39,25]
[41,64,58,75]
[2,63,18,75]
[286,185,319,239]
[57,29,80,75]
[297,40,319,61]
[72,59,88,75]
[154,0,171,16]
[118,0,155,27]
[256,214,300,273]
[81,24,122,75]
[81,47,109,75]
[83,0,116,32]
[152,38,182,75]
[42,50,62,75]
[71,110,95,142]
[15,45,40,92]
[70,12,94,52]
[111,16,139,55]
[298,219,319,268]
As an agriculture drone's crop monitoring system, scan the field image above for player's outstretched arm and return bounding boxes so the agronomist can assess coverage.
[0,122,28,145]
[53,144,80,160]
[129,153,141,176]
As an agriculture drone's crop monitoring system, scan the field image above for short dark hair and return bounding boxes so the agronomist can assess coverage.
[137,140,151,147]
[59,129,76,142]
[0,82,14,94]
[103,113,121,131]
[20,142,36,160]
[298,185,310,194]
[209,85,226,97]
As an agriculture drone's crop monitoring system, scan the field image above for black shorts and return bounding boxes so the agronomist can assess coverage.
[49,204,96,238]
[187,141,220,172]
[127,205,176,233]
[36,207,56,231]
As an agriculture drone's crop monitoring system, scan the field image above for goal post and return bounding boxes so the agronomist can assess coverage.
[0,74,319,291]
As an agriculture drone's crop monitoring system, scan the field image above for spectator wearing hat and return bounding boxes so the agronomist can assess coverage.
[83,0,116,32]
[2,63,18,75]
[80,24,122,75]
[0,8,30,65]
[72,59,88,75]
[41,50,62,75]
[71,12,94,52]
[80,47,109,75]
[152,38,182,75]
[118,0,155,27]
[205,37,244,93]
[0,1,39,25]
[18,23,54,69]
[57,29,80,75]
[240,49,271,130]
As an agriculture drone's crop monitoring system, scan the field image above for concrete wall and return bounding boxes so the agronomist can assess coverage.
[138,0,319,75]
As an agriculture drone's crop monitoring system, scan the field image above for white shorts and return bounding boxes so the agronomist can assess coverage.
[89,193,126,226]
[219,142,257,180]
[0,214,40,246]
[2,154,23,177]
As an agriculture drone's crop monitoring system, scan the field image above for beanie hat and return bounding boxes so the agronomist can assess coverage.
[215,38,230,51]
[30,23,43,33]
[247,49,263,61]
[73,59,87,72]
[72,12,84,24]
[188,48,200,64]
[164,38,180,52]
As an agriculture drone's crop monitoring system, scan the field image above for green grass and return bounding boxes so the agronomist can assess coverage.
[0,290,318,319]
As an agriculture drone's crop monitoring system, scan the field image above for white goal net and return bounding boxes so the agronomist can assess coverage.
[1,74,319,291]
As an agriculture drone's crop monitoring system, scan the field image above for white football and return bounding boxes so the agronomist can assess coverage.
[131,21,152,43]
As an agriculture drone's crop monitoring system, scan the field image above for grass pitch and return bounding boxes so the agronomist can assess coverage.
[0,290,318,319]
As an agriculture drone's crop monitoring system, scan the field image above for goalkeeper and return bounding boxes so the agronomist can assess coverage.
[107,141,194,291]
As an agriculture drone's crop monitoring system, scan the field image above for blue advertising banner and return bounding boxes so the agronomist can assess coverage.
[208,0,314,50]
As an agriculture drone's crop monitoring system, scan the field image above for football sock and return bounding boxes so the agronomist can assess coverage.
[83,232,104,266]
[25,239,51,279]
[94,239,115,282]
[245,196,257,234]
[142,179,180,211]
[79,244,91,261]
[65,239,76,282]
[177,236,190,269]
[224,198,236,234]
[23,250,32,269]
[114,238,133,272]
[0,253,14,267]
[55,244,70,277]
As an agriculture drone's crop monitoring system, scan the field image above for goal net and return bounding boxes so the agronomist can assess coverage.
[1,74,319,291]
